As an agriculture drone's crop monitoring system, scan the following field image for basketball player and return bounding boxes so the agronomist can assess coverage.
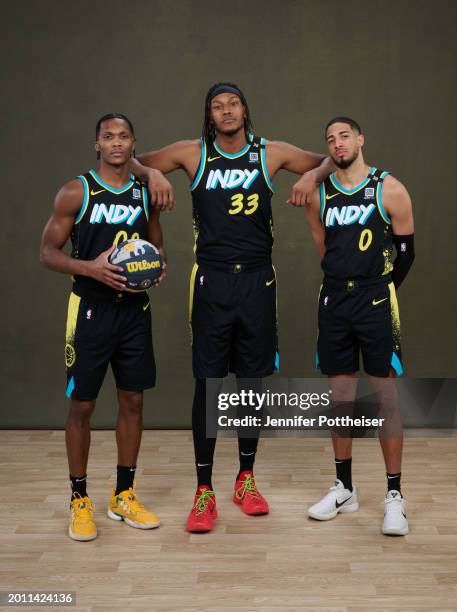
[304,117,415,535]
[130,83,334,532]
[40,114,167,541]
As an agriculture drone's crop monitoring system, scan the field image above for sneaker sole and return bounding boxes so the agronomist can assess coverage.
[186,524,214,533]
[107,508,160,529]
[233,494,269,515]
[68,526,97,541]
[307,501,359,521]
[382,525,409,536]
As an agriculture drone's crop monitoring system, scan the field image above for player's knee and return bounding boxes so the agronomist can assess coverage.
[68,399,96,424]
[118,390,143,416]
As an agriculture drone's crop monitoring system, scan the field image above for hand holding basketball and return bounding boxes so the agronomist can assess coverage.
[87,245,127,291]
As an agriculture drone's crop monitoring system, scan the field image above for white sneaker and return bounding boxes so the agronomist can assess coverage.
[382,490,409,535]
[307,479,359,521]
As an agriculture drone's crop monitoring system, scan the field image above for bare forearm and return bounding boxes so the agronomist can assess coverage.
[40,245,91,277]
[308,156,335,184]
[129,157,152,181]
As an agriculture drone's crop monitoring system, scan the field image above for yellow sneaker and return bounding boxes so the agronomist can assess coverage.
[68,494,97,541]
[107,487,160,529]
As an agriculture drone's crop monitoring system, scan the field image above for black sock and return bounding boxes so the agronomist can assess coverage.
[70,474,87,500]
[387,472,401,494]
[236,377,261,480]
[335,458,352,491]
[237,448,256,478]
[196,461,213,489]
[115,465,136,495]
[193,378,217,490]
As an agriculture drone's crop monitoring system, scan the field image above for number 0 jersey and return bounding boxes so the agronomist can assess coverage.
[71,169,150,297]
[319,167,393,280]
[190,134,275,266]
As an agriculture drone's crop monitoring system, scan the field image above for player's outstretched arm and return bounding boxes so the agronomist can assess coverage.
[147,206,167,287]
[130,140,202,212]
[39,180,127,291]
[382,175,415,289]
[304,187,326,259]
[266,141,335,206]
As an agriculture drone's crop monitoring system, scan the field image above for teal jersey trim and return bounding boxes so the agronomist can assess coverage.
[319,183,326,222]
[329,166,377,195]
[391,352,404,376]
[66,376,75,398]
[315,351,320,370]
[213,132,253,159]
[75,175,90,224]
[142,186,150,221]
[274,351,280,372]
[376,171,391,224]
[89,169,134,194]
[190,138,207,190]
[260,137,274,193]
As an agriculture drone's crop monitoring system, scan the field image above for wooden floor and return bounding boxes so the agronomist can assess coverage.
[1,431,456,612]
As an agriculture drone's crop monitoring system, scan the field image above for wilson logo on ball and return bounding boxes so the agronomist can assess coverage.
[126,259,161,273]
[109,238,163,292]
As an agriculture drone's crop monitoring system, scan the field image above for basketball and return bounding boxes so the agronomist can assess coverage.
[110,238,162,291]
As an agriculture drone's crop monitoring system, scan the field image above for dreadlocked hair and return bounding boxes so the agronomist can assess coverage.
[202,82,253,146]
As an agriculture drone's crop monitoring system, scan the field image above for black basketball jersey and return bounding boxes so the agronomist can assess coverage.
[319,167,393,280]
[71,169,150,296]
[190,134,274,266]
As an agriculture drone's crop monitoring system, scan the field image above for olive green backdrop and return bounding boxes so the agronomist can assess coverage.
[1,0,456,428]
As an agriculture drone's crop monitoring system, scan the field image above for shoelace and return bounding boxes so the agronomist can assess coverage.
[385,496,405,508]
[193,489,215,516]
[116,488,147,516]
[235,474,260,501]
[71,494,94,524]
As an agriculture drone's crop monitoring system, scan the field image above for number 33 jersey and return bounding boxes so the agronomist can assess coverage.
[319,167,394,280]
[190,135,275,267]
[70,169,150,297]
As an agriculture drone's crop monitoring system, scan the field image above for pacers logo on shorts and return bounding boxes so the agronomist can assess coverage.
[65,343,76,368]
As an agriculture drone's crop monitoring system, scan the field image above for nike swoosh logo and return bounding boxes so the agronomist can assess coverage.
[207,156,221,162]
[325,193,339,200]
[335,496,352,508]
[372,297,388,306]
[266,279,275,286]
[90,189,105,196]
[143,302,150,311]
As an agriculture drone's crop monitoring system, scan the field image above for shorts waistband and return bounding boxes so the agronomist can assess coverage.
[196,259,272,273]
[72,285,145,303]
[323,275,392,291]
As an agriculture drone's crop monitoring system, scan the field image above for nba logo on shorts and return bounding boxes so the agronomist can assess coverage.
[132,188,141,200]
[86,309,92,319]
[200,275,205,286]
[324,296,329,306]
[364,187,375,199]
[249,152,259,163]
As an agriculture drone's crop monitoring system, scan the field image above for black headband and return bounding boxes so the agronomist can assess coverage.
[209,85,242,102]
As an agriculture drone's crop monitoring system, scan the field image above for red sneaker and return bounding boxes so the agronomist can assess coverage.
[233,471,269,515]
[186,485,218,532]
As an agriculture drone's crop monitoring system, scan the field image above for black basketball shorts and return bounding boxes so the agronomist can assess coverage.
[316,279,403,377]
[65,291,156,401]
[189,262,279,378]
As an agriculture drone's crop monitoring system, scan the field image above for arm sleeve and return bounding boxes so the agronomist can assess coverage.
[391,233,415,289]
